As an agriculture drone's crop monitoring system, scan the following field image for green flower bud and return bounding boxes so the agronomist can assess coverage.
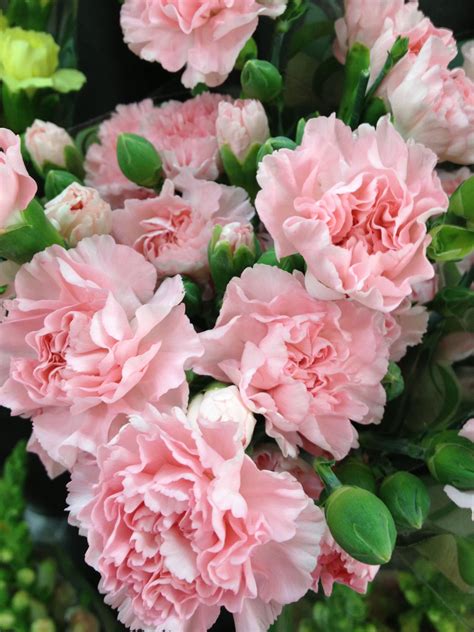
[11,590,30,613]
[334,459,377,494]
[16,567,35,589]
[182,277,202,319]
[35,558,57,601]
[325,486,397,565]
[235,38,258,71]
[0,611,15,630]
[31,618,56,632]
[44,170,81,201]
[209,223,260,296]
[116,133,163,189]
[456,537,474,587]
[28,598,47,622]
[256,136,297,164]
[426,431,474,489]
[0,549,13,564]
[379,472,430,531]
[241,59,283,102]
[382,362,404,401]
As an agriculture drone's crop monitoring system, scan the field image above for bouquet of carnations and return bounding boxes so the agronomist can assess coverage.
[0,0,473,630]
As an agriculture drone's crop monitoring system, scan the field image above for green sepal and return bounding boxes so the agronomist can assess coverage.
[382,361,405,401]
[337,42,370,128]
[182,277,202,320]
[64,144,85,180]
[256,136,297,164]
[428,224,474,262]
[448,175,474,223]
[257,248,305,273]
[44,170,81,201]
[220,143,261,200]
[0,199,65,263]
[379,471,431,531]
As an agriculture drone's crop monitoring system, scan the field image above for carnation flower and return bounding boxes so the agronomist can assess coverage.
[216,99,270,162]
[381,37,474,165]
[187,384,256,448]
[0,128,37,228]
[334,0,456,82]
[444,419,474,520]
[85,94,229,208]
[113,174,254,282]
[67,406,324,632]
[312,519,379,596]
[256,115,447,312]
[25,119,74,171]
[45,183,113,246]
[121,0,287,88]
[0,235,202,475]
[84,99,156,208]
[195,265,390,459]
[438,167,472,196]
[253,444,323,500]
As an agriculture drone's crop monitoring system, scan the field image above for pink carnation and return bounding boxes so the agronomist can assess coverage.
[253,444,323,500]
[216,99,270,162]
[411,274,438,304]
[0,128,37,228]
[382,37,474,165]
[121,0,287,88]
[146,93,231,181]
[385,298,429,362]
[0,235,202,475]
[112,174,254,282]
[312,520,379,596]
[84,100,156,208]
[444,419,474,521]
[25,120,74,171]
[256,115,447,313]
[195,265,390,459]
[334,0,456,82]
[67,406,324,631]
[438,168,472,197]
[45,183,113,246]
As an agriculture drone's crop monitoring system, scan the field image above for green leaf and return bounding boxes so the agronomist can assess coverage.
[448,175,474,222]
[428,225,474,262]
[430,287,474,332]
[403,362,461,433]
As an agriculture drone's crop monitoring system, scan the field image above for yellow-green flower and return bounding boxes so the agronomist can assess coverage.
[0,27,85,93]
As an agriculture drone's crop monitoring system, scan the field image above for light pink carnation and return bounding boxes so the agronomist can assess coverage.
[187,384,256,448]
[312,520,379,596]
[0,128,37,228]
[0,235,202,475]
[411,274,438,304]
[145,93,231,181]
[438,168,472,197]
[113,174,253,282]
[253,444,323,500]
[67,406,324,632]
[444,419,474,521]
[84,100,156,208]
[25,119,74,171]
[385,298,429,362]
[121,0,287,88]
[382,37,474,165]
[216,99,270,162]
[334,0,455,81]
[45,183,113,246]
[195,265,390,459]
[256,115,447,313]
[462,41,474,81]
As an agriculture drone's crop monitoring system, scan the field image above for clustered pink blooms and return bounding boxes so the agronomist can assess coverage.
[0,236,202,475]
[256,115,448,312]
[112,173,254,281]
[195,265,391,459]
[120,0,287,88]
[85,94,230,208]
[67,407,325,632]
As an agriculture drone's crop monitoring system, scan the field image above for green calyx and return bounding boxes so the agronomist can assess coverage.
[379,471,430,531]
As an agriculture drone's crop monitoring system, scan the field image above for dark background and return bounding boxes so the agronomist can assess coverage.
[0,1,473,630]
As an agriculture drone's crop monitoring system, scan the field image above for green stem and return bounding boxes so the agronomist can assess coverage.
[359,433,427,460]
[313,458,342,494]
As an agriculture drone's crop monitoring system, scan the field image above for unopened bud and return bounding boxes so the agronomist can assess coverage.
[241,59,283,103]
[44,170,81,201]
[325,486,397,565]
[380,471,430,531]
[209,223,259,295]
[334,459,376,494]
[116,133,163,189]
[426,431,474,489]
